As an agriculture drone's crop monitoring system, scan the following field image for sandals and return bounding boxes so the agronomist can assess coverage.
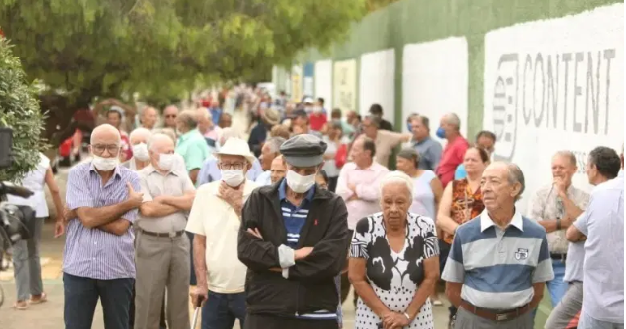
[14,292,48,310]
[30,292,48,305]
[13,301,28,310]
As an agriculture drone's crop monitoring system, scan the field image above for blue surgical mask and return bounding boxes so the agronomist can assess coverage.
[406,122,412,132]
[436,127,446,139]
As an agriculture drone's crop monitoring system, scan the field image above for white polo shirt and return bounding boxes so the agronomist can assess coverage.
[186,179,257,294]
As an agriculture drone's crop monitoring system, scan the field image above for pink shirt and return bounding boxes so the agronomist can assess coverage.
[336,161,390,230]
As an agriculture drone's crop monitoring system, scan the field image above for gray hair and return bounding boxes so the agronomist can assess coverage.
[364,115,381,129]
[397,147,420,168]
[380,171,414,200]
[196,108,212,121]
[177,110,198,129]
[129,127,152,142]
[506,163,525,201]
[152,128,177,144]
[553,150,577,167]
[265,137,286,154]
[219,127,241,144]
[443,113,461,130]
[147,133,174,151]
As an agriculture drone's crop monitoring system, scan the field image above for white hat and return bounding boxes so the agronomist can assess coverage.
[302,96,314,104]
[214,138,256,164]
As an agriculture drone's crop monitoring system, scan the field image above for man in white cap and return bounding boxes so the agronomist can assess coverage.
[238,134,349,329]
[187,138,258,329]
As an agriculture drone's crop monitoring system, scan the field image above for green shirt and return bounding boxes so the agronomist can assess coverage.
[175,129,210,172]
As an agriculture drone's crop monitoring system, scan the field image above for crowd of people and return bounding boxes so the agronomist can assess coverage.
[6,85,624,329]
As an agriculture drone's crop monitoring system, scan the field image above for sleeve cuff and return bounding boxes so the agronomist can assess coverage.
[278,244,295,268]
[282,268,289,279]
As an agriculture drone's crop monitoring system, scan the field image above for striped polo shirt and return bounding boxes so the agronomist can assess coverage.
[278,180,337,321]
[441,210,554,309]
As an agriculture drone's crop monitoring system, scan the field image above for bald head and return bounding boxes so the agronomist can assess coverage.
[129,127,152,145]
[163,105,179,128]
[442,113,461,130]
[141,106,158,129]
[147,133,174,152]
[91,124,121,145]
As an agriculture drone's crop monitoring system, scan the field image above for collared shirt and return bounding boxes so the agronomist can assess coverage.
[137,166,195,233]
[335,161,390,230]
[414,136,443,171]
[64,162,141,280]
[175,129,211,172]
[122,154,186,172]
[575,172,624,323]
[441,210,554,309]
[185,179,258,294]
[374,130,406,167]
[255,170,272,186]
[196,155,263,187]
[435,136,468,187]
[528,184,589,254]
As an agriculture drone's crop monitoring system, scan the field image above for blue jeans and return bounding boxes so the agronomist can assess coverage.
[187,232,197,286]
[63,272,134,329]
[546,259,567,307]
[201,291,246,329]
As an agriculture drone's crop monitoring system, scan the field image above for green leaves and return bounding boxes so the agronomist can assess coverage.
[0,38,45,183]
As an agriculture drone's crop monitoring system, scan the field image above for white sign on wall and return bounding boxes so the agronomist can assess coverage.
[359,49,395,125]
[333,59,358,114]
[291,65,303,102]
[402,37,469,135]
[483,3,624,214]
[314,59,333,115]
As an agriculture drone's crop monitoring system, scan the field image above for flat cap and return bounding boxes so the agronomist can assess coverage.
[280,134,328,168]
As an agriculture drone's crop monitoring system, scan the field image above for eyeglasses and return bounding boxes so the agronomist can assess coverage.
[219,163,245,170]
[92,144,120,155]
[165,115,177,118]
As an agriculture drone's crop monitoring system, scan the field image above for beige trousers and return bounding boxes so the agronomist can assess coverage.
[135,231,191,329]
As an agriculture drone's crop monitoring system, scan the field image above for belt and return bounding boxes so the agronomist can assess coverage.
[550,253,567,260]
[459,300,531,322]
[140,229,185,238]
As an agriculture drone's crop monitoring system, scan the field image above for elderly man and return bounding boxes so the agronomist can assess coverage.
[197,129,264,186]
[140,106,158,130]
[546,147,621,329]
[134,134,195,329]
[255,137,287,186]
[175,110,211,184]
[410,115,442,171]
[196,108,221,150]
[63,124,143,329]
[270,155,287,184]
[361,115,411,168]
[187,138,258,329]
[162,105,179,130]
[218,112,233,128]
[442,162,553,329]
[528,151,589,307]
[238,134,349,329]
[564,147,623,329]
[122,128,152,171]
[434,113,468,187]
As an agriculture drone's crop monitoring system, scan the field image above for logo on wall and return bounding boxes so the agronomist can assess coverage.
[492,54,520,162]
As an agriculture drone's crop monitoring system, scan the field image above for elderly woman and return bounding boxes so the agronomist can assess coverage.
[436,146,489,326]
[349,171,440,329]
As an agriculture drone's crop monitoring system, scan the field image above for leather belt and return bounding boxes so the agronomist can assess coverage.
[140,229,185,238]
[459,300,531,322]
[550,253,567,261]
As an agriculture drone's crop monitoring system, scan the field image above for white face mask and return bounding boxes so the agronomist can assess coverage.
[92,155,119,171]
[132,143,149,161]
[158,153,176,171]
[222,170,245,187]
[286,170,316,193]
[312,106,322,114]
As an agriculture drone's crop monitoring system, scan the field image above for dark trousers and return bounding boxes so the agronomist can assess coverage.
[328,176,338,192]
[202,291,246,329]
[187,232,197,286]
[439,239,457,319]
[63,272,134,329]
[340,229,356,306]
[244,314,338,329]
[129,284,168,329]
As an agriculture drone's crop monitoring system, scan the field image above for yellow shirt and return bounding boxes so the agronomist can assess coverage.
[185,179,257,293]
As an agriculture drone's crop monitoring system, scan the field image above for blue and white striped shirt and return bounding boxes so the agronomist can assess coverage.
[441,210,554,309]
[63,162,140,280]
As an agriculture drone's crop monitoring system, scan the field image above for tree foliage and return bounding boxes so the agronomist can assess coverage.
[0,38,45,182]
[0,0,367,145]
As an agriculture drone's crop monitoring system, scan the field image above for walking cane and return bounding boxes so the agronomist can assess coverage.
[191,295,205,329]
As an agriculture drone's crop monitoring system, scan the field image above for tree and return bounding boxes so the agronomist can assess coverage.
[0,0,367,146]
[0,38,45,182]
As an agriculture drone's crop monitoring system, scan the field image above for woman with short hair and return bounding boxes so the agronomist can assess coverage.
[349,171,439,329]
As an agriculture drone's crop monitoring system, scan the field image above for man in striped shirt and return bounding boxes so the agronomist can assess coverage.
[63,124,143,329]
[442,162,553,329]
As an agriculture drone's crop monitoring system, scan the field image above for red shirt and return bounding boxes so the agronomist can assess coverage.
[435,135,469,187]
[309,113,327,131]
[120,130,133,162]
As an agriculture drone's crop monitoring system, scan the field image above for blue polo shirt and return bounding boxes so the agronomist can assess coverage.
[278,180,339,322]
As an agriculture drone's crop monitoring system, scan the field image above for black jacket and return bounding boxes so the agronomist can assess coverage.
[237,181,349,317]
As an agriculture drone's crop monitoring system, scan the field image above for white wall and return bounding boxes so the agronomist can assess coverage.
[359,49,395,125]
[314,60,333,112]
[402,37,469,135]
[483,3,624,214]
